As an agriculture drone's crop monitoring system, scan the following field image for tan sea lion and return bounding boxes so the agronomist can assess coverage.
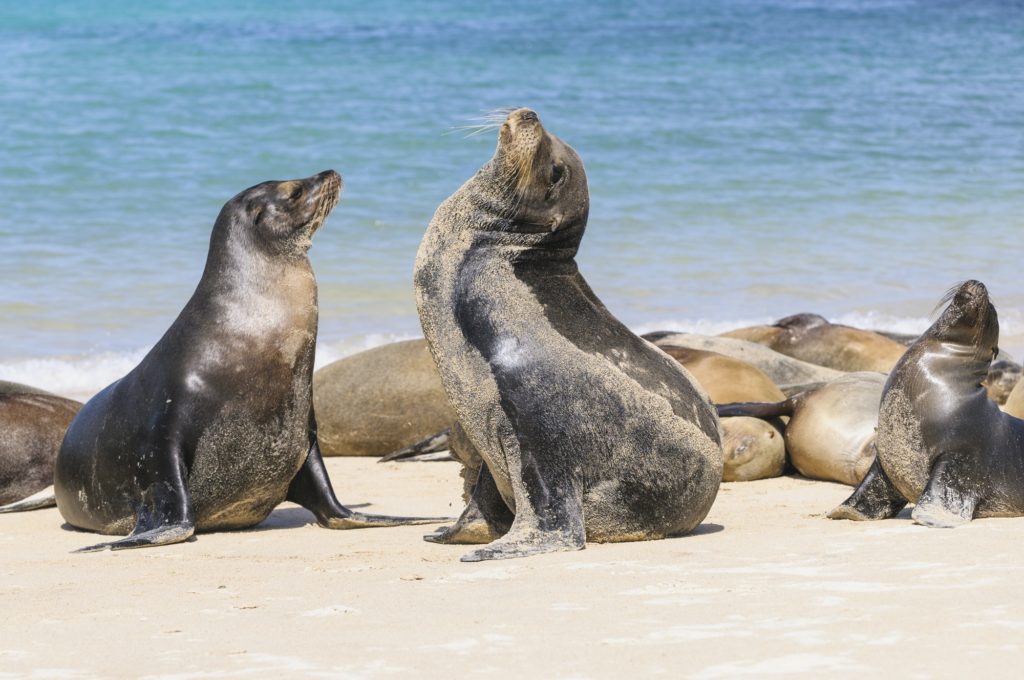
[721,313,906,373]
[313,339,455,456]
[659,346,786,481]
[415,108,722,561]
[642,331,843,387]
[719,372,886,486]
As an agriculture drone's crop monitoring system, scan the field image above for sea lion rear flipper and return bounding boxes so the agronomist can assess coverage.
[425,463,513,545]
[911,454,977,528]
[378,428,451,463]
[76,450,195,552]
[288,437,449,528]
[717,399,795,420]
[0,486,57,513]
[828,454,908,521]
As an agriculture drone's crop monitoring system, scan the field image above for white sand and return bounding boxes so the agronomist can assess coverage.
[2,458,1023,678]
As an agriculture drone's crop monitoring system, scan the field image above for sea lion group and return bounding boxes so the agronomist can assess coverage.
[4,109,1024,561]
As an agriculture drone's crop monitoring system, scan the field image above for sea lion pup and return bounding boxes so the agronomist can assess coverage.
[50,171,440,552]
[313,339,455,456]
[414,108,722,561]
[829,280,1024,527]
[642,332,842,387]
[719,372,885,486]
[721,314,906,373]
[659,347,786,481]
[0,382,80,508]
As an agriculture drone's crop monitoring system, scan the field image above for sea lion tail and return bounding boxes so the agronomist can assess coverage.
[378,429,451,463]
[716,399,795,420]
[0,486,57,513]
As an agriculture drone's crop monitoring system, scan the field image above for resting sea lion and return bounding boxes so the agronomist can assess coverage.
[659,347,785,481]
[642,331,842,387]
[313,339,455,456]
[0,382,81,507]
[47,171,439,552]
[415,108,722,561]
[829,281,1024,526]
[719,372,885,486]
[985,359,1023,406]
[721,313,906,373]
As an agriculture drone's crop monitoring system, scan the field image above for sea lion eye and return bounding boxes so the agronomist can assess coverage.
[289,185,304,200]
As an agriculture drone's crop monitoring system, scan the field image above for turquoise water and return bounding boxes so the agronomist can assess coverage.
[2,1,1024,397]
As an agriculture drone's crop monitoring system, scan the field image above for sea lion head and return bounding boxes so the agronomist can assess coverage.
[928,280,999,362]
[484,108,589,239]
[213,169,342,259]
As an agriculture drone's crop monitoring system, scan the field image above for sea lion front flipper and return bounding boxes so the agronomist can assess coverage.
[287,433,448,528]
[911,454,977,528]
[828,454,908,521]
[425,463,513,545]
[76,448,195,552]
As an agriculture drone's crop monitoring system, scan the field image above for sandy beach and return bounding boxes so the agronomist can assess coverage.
[2,456,1022,679]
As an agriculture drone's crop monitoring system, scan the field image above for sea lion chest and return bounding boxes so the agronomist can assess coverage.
[183,288,317,529]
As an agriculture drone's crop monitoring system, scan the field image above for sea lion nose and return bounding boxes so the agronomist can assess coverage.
[519,110,539,122]
[961,280,988,299]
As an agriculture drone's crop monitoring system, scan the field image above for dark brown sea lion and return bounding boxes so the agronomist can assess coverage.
[0,381,80,507]
[829,281,1024,527]
[36,171,440,552]
[313,339,455,456]
[414,108,722,561]
[721,313,906,373]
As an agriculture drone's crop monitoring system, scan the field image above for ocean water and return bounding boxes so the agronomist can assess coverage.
[2,0,1023,399]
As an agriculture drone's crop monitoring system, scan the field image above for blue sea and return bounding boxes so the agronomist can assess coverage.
[2,1,1023,398]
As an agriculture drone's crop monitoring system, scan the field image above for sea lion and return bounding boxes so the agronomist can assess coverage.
[829,280,1024,527]
[659,347,786,481]
[414,108,722,561]
[985,359,1023,406]
[1002,378,1024,418]
[642,332,843,387]
[313,338,455,456]
[0,382,80,506]
[721,314,906,373]
[719,372,885,486]
[47,171,439,552]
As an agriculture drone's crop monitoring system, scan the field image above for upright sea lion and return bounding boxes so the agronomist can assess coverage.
[829,281,1024,526]
[721,314,906,373]
[415,108,722,561]
[313,339,455,456]
[642,332,843,387]
[46,171,439,552]
[719,372,885,486]
[0,382,80,506]
[660,347,786,481]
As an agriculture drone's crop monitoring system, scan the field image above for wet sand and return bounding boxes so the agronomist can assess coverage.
[2,457,1023,678]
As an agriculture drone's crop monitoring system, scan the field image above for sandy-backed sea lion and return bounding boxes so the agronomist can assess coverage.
[313,338,455,456]
[659,347,785,481]
[829,281,1024,526]
[721,314,906,373]
[643,331,843,387]
[0,381,80,506]
[719,372,885,486]
[415,108,722,561]
[45,171,439,552]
